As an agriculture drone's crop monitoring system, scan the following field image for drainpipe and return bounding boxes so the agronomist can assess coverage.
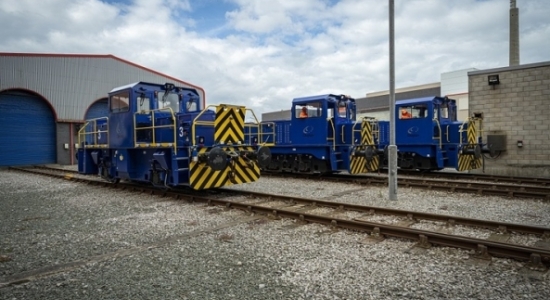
[70,123,74,165]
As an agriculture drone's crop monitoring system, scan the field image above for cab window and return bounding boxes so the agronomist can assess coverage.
[296,102,322,119]
[137,94,151,114]
[110,91,130,113]
[157,91,179,113]
[400,105,428,119]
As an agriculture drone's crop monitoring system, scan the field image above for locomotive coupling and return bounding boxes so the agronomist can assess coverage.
[198,146,272,171]
[460,144,482,159]
[241,146,272,169]
[354,146,381,162]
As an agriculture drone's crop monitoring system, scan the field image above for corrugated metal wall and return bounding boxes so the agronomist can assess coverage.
[0,54,205,122]
[85,99,109,119]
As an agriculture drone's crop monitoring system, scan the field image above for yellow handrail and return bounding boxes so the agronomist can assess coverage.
[77,117,109,148]
[245,108,271,146]
[134,107,177,153]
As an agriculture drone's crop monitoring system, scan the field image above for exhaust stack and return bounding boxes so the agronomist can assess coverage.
[509,0,519,66]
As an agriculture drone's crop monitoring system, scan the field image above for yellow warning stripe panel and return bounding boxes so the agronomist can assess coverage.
[215,105,245,144]
[467,119,477,144]
[348,146,379,174]
[189,163,230,189]
[349,119,379,174]
[349,155,367,174]
[188,146,260,190]
[224,145,260,184]
[457,119,482,171]
[457,153,482,171]
[361,121,374,145]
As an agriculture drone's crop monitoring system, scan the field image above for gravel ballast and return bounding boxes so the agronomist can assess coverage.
[1,169,549,299]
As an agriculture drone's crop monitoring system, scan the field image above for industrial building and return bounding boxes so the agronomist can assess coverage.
[468,61,550,178]
[0,53,204,167]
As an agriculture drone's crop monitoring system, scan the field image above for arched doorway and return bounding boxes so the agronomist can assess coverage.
[0,90,56,166]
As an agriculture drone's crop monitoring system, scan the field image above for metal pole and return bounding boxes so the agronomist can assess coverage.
[388,0,398,200]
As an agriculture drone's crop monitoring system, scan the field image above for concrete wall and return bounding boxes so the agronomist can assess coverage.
[468,61,550,178]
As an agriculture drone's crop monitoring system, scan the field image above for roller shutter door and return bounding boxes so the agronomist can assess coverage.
[85,98,109,119]
[0,92,56,166]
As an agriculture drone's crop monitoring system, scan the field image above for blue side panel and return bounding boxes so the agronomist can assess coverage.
[0,92,56,166]
[85,99,109,119]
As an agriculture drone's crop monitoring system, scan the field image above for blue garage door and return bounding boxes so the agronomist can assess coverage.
[0,92,56,166]
[85,99,109,120]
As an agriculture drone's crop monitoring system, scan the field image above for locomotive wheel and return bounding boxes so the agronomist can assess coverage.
[207,147,228,171]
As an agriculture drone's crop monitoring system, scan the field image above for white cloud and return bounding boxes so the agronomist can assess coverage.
[1,0,549,117]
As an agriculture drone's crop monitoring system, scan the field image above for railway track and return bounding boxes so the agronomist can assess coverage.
[263,171,550,200]
[7,166,550,271]
[397,169,550,186]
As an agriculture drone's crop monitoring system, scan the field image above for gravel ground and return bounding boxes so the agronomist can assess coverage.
[1,168,549,299]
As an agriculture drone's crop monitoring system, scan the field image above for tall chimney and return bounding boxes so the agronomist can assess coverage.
[509,0,520,66]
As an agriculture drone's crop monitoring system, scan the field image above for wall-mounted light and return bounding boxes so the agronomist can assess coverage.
[488,74,500,86]
[517,140,523,148]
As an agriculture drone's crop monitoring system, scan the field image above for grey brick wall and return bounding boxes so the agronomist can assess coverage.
[468,61,550,178]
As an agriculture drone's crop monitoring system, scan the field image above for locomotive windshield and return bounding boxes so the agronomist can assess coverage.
[157,91,179,113]
[295,101,322,118]
[399,105,427,119]
[337,101,347,118]
[137,94,151,113]
[110,91,130,113]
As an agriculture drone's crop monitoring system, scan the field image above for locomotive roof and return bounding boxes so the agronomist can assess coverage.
[292,94,356,104]
[109,81,199,95]
[396,96,451,106]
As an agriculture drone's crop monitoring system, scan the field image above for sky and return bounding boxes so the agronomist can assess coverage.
[1,0,549,116]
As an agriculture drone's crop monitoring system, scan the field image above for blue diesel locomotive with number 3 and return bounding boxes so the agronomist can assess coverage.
[77,82,271,190]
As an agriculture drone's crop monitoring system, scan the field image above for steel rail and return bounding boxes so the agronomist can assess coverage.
[263,172,550,200]
[9,167,550,267]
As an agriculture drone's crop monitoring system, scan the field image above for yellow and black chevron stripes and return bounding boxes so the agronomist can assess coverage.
[349,146,379,174]
[457,119,482,171]
[215,104,245,144]
[349,119,379,174]
[189,146,260,190]
[467,120,477,144]
[361,120,374,145]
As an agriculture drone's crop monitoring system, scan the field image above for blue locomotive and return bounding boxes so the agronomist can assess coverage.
[376,96,484,171]
[252,94,486,174]
[249,94,380,175]
[77,82,271,190]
